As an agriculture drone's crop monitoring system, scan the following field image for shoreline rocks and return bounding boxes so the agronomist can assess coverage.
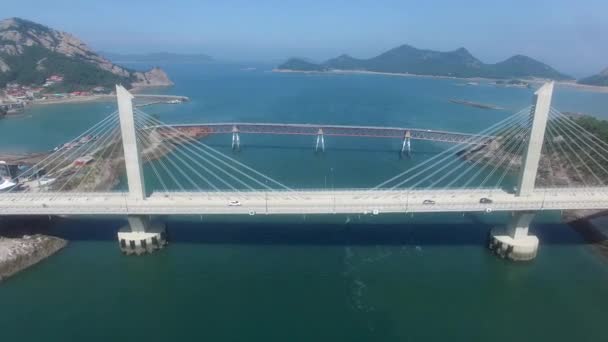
[0,234,67,282]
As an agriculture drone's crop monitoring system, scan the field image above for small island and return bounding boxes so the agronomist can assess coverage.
[449,99,504,110]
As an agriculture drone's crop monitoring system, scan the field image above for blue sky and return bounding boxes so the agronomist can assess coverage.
[4,0,608,76]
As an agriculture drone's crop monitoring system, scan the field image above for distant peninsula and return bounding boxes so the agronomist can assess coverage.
[276,44,572,80]
[101,52,213,64]
[578,67,608,87]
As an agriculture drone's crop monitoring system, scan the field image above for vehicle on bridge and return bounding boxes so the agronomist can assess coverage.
[0,178,16,191]
[228,200,242,206]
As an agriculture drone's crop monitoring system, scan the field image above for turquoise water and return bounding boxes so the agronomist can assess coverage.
[2,63,608,341]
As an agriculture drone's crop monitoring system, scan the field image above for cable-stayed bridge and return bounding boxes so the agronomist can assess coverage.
[2,82,607,260]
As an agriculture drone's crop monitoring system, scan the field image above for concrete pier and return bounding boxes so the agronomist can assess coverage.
[118,216,166,255]
[489,212,539,261]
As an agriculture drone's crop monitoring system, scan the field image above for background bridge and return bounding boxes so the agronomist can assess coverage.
[156,122,494,153]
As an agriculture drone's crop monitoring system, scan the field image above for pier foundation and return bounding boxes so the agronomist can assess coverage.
[117,216,166,255]
[489,211,539,261]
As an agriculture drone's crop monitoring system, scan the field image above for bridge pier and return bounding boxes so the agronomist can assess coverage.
[401,130,411,157]
[117,216,167,255]
[488,212,539,261]
[315,128,325,152]
[232,125,240,151]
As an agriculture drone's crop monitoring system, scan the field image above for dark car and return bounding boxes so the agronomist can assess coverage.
[480,197,493,204]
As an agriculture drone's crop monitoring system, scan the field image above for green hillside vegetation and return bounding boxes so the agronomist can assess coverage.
[572,115,608,143]
[0,45,133,91]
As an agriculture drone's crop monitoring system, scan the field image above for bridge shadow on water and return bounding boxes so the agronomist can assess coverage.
[0,214,588,247]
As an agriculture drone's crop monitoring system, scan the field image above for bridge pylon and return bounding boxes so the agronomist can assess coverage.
[115,85,166,255]
[489,82,554,261]
[116,85,147,200]
[516,81,554,196]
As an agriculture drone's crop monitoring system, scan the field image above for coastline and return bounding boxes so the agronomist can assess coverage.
[28,93,190,107]
[0,234,67,282]
[273,68,608,94]
[564,210,608,260]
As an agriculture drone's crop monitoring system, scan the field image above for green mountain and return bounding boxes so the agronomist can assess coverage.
[578,67,608,86]
[0,17,173,91]
[277,44,571,80]
[278,58,327,71]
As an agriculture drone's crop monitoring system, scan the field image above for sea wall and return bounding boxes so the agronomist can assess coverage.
[0,234,67,282]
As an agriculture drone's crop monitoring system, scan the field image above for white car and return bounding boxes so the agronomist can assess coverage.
[0,178,16,191]
[38,177,56,186]
[228,200,242,207]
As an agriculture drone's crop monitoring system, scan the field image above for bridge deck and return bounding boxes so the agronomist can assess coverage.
[160,123,495,144]
[1,188,606,216]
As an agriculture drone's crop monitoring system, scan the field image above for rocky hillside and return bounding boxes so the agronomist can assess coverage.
[579,67,608,87]
[277,44,571,80]
[0,18,172,90]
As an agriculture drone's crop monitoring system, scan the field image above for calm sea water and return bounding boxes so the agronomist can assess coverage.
[1,63,608,341]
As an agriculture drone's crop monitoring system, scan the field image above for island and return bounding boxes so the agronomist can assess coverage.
[275,44,573,80]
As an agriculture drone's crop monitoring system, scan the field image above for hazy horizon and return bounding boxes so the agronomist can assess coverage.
[4,0,608,78]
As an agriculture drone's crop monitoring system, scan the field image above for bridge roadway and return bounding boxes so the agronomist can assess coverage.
[161,123,495,145]
[1,188,607,216]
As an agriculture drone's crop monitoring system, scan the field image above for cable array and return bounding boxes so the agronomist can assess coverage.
[132,109,295,194]
[542,108,608,188]
[5,102,608,197]
[373,107,533,191]
[3,111,124,195]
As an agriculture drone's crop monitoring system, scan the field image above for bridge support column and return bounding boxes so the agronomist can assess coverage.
[232,126,240,151]
[401,130,411,157]
[117,215,167,255]
[489,211,539,261]
[315,129,325,152]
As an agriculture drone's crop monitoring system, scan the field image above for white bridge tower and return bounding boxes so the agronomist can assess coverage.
[115,85,166,255]
[489,82,554,261]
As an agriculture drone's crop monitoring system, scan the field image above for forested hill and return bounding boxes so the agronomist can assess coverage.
[578,67,608,87]
[0,17,173,91]
[277,44,572,80]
